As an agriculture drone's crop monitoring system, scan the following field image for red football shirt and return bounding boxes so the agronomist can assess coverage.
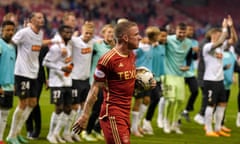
[94,48,136,119]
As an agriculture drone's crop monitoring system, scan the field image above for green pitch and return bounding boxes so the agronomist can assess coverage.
[3,82,240,144]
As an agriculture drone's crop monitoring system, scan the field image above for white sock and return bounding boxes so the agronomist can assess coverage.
[131,111,139,132]
[74,106,82,122]
[53,112,69,135]
[139,104,148,121]
[7,106,24,138]
[158,97,165,122]
[205,106,214,133]
[183,110,188,114]
[48,112,58,136]
[214,106,225,131]
[16,106,33,134]
[0,109,9,140]
[237,112,240,118]
[63,110,77,135]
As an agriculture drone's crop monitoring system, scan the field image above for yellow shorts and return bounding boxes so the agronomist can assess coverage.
[162,75,185,101]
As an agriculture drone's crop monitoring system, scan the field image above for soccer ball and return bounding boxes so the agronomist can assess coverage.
[135,66,154,91]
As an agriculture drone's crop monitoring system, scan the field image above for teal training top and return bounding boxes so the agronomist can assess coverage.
[135,45,153,71]
[151,44,165,82]
[0,38,16,91]
[184,39,199,77]
[223,50,236,90]
[89,41,112,84]
[135,44,165,82]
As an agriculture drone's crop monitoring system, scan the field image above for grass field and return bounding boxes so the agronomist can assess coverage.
[3,81,240,144]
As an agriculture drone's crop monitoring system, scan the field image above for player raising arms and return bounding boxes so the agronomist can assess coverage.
[203,15,238,137]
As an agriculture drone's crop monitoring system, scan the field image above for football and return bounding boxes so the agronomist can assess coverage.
[135,66,154,91]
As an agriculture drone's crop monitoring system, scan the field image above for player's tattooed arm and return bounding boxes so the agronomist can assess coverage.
[82,81,101,116]
[0,85,3,95]
[72,81,104,134]
[211,18,228,49]
[227,15,238,45]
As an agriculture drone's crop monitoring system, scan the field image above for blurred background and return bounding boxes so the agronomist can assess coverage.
[0,0,239,40]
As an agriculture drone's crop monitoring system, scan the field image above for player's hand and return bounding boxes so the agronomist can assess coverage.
[227,15,233,27]
[180,66,190,71]
[0,88,4,95]
[222,18,228,28]
[61,65,73,73]
[223,64,231,70]
[61,48,67,57]
[72,114,89,134]
[45,80,49,90]
[150,78,157,89]
[192,47,199,53]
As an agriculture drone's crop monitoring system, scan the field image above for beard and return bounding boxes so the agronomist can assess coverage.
[127,41,138,50]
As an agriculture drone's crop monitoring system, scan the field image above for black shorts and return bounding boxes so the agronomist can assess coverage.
[15,75,38,99]
[203,80,226,106]
[150,82,162,100]
[0,91,14,109]
[72,79,90,104]
[134,89,151,99]
[50,87,72,105]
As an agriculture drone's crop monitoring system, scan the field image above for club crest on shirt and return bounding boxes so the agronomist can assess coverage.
[118,62,124,67]
[95,68,105,78]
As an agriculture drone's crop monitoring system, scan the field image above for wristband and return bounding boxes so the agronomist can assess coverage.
[222,28,228,32]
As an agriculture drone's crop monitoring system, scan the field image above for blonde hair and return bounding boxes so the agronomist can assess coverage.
[100,24,114,35]
[117,18,128,24]
[145,26,160,41]
[205,28,221,39]
[3,13,15,20]
[82,21,95,30]
[3,13,18,25]
[114,21,137,43]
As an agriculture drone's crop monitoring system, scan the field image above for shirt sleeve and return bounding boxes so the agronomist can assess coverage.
[192,39,199,48]
[12,29,24,45]
[203,43,213,56]
[94,63,107,82]
[42,45,62,70]
[0,45,2,55]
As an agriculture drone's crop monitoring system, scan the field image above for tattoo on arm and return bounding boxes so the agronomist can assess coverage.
[211,31,228,49]
[82,84,100,116]
[229,26,238,44]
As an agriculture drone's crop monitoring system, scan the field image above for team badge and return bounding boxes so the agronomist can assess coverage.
[95,68,105,78]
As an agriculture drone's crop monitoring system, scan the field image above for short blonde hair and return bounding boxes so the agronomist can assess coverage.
[82,21,95,30]
[100,24,114,35]
[3,13,16,21]
[145,26,160,41]
[205,28,221,39]
[114,21,137,42]
[117,18,128,24]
